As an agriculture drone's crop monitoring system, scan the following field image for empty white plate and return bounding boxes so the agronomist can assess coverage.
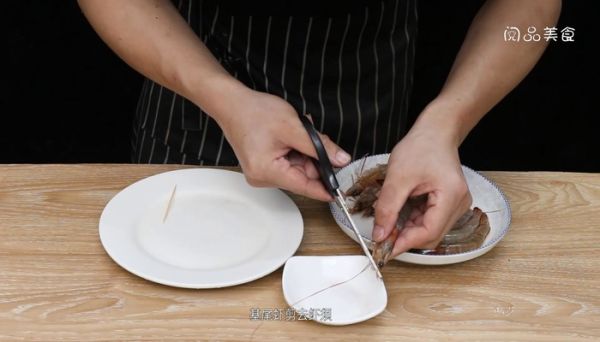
[282,256,387,325]
[330,154,512,265]
[99,168,303,288]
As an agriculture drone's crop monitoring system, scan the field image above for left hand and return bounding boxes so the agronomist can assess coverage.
[371,114,473,257]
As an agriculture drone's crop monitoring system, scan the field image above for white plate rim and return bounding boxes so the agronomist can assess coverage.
[99,168,304,288]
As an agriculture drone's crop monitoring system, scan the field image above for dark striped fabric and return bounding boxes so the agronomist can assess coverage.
[131,0,418,165]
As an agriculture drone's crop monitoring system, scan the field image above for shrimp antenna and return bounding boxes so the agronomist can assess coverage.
[357,153,369,175]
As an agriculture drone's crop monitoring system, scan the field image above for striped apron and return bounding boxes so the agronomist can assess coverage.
[131,0,418,165]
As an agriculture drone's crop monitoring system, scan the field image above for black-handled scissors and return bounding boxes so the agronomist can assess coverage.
[298,115,339,196]
[299,115,383,279]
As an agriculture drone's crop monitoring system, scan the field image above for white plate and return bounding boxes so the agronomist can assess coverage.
[99,168,303,288]
[282,256,387,325]
[329,154,511,265]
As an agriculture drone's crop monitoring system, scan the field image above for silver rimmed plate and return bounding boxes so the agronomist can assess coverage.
[329,154,511,265]
[99,168,303,288]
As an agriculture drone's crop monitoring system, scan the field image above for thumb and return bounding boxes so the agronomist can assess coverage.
[289,115,352,167]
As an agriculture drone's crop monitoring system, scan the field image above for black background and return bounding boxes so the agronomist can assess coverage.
[3,1,599,171]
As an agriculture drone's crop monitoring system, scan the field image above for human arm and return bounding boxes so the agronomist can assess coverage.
[373,0,562,254]
[78,0,351,200]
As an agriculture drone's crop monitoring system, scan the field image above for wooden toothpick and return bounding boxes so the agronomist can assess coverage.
[162,185,177,223]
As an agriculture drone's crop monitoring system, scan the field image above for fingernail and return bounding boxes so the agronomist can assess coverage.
[373,225,385,241]
[336,150,351,164]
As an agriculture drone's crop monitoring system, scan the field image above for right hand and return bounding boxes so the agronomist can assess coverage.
[215,87,352,201]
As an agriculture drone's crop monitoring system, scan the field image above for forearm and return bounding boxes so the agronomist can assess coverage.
[77,0,245,120]
[412,0,561,146]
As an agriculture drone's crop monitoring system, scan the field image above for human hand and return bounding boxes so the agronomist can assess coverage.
[371,117,472,257]
[216,87,351,201]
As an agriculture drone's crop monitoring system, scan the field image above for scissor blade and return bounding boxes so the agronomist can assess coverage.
[335,189,383,279]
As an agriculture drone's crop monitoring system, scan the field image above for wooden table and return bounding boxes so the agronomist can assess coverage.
[1,164,599,341]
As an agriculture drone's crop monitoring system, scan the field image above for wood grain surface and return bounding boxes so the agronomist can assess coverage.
[1,164,599,341]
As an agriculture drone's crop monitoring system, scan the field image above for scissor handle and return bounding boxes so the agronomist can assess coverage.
[298,115,340,196]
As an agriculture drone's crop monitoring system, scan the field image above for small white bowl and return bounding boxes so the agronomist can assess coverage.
[330,154,512,265]
[282,255,387,325]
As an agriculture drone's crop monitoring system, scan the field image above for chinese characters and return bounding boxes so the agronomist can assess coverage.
[504,26,575,42]
[249,307,332,322]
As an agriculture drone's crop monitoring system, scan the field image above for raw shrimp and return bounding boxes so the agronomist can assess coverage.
[428,209,490,255]
[348,186,379,217]
[345,164,386,197]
